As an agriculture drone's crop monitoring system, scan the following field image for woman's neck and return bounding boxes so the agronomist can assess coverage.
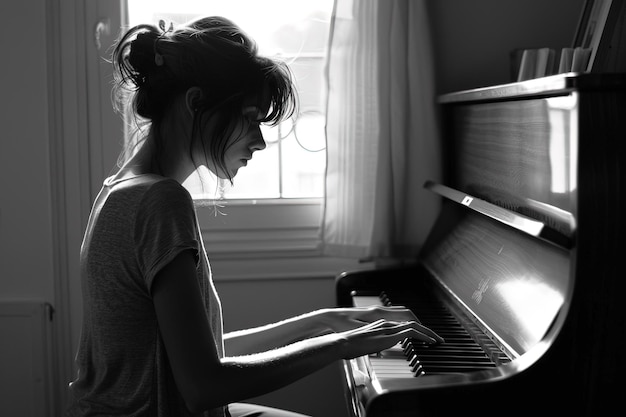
[116,131,197,184]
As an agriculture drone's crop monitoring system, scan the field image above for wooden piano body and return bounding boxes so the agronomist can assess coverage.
[337,73,626,416]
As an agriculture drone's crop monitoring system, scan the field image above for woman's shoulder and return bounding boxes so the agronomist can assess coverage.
[106,173,183,191]
[105,174,192,206]
[105,172,168,187]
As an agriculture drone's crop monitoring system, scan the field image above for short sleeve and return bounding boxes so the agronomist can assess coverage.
[134,179,199,292]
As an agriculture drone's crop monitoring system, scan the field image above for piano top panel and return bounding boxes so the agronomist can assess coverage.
[446,94,578,236]
[439,72,626,104]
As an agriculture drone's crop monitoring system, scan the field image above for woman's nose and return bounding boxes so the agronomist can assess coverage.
[249,126,266,151]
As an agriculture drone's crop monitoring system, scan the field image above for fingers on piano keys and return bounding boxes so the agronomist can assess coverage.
[364,291,510,379]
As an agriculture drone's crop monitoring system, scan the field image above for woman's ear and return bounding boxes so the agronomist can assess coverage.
[185,87,204,116]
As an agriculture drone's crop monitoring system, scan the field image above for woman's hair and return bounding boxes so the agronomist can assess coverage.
[112,16,297,182]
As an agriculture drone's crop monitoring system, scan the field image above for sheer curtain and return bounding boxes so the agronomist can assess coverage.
[322,0,441,259]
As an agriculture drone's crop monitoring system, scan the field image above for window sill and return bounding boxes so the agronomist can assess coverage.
[209,255,367,282]
[196,198,325,259]
[194,199,368,281]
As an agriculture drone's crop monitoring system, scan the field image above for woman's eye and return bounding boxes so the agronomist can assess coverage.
[243,106,264,122]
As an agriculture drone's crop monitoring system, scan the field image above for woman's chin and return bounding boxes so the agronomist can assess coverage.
[219,167,239,180]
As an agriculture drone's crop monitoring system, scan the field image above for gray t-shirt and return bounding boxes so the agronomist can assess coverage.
[66,175,225,417]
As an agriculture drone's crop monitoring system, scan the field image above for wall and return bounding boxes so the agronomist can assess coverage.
[0,0,54,304]
[0,0,58,414]
[427,0,585,94]
[1,0,89,414]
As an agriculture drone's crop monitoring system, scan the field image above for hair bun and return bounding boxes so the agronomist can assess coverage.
[128,31,160,78]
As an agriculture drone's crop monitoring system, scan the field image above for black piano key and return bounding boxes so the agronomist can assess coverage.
[413,352,495,361]
[415,344,485,351]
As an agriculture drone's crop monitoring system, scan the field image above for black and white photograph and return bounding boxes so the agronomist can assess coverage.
[1,1,624,416]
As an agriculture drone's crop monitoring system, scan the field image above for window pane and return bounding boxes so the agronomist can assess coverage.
[291,56,328,111]
[282,113,326,198]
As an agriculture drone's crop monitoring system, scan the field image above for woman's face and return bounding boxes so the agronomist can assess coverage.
[197,95,269,180]
[220,104,267,179]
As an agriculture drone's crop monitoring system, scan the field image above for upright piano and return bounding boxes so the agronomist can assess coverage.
[336,73,626,416]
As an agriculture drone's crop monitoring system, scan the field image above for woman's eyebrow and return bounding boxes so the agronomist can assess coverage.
[242,106,260,114]
[243,105,266,121]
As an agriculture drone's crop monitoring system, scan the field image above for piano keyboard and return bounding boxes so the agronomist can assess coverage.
[352,291,510,379]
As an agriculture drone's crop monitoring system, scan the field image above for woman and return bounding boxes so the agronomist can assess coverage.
[66,16,443,417]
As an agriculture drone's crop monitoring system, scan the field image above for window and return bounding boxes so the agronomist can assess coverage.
[126,0,332,199]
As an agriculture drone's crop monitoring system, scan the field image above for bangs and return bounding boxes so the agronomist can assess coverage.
[255,58,298,126]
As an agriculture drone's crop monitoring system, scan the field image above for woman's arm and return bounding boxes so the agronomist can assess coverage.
[224,310,330,356]
[153,251,438,413]
[224,306,443,356]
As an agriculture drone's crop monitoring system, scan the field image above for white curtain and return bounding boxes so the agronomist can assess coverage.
[322,0,441,259]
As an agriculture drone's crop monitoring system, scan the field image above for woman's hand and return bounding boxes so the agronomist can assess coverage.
[319,306,444,344]
[336,318,440,359]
